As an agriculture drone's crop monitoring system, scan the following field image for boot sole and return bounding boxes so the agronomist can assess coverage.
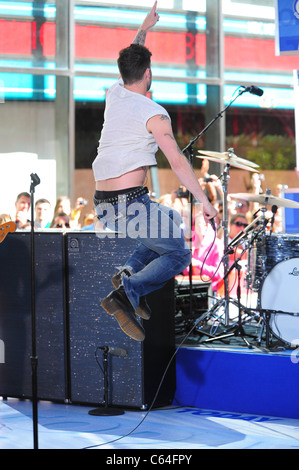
[111,275,120,289]
[135,305,151,321]
[111,275,151,320]
[101,296,145,342]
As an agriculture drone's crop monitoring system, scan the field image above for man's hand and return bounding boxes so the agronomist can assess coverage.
[15,210,30,228]
[202,204,218,226]
[141,1,160,31]
[133,1,159,45]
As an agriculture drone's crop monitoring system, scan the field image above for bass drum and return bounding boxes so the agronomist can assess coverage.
[252,234,299,292]
[260,257,299,347]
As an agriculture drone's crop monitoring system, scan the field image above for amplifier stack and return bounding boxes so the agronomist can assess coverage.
[0,231,175,410]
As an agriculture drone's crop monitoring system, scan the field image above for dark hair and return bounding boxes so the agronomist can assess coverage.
[35,198,50,207]
[50,212,70,228]
[16,192,30,202]
[117,43,152,85]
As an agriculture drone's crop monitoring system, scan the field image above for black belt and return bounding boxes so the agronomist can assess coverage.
[94,186,148,207]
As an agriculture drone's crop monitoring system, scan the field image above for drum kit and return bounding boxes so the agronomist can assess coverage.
[180,148,299,350]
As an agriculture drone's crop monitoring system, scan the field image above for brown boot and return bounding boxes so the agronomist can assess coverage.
[111,269,151,320]
[101,286,145,342]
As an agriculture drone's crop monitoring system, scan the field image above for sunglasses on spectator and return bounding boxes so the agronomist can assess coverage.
[232,221,248,227]
[55,223,70,228]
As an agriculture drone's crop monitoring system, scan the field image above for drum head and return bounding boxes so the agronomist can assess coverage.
[260,257,299,347]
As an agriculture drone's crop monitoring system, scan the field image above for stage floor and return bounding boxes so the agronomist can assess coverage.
[2,292,299,451]
[1,396,299,450]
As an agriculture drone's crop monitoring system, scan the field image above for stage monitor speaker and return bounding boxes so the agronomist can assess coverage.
[66,231,176,410]
[0,231,67,401]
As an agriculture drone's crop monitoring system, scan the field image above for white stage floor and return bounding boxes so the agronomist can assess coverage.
[1,398,299,450]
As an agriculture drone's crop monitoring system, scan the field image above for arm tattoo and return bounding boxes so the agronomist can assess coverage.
[164,132,184,155]
[133,29,147,45]
[164,132,175,140]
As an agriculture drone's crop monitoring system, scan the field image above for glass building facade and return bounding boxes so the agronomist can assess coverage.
[0,0,298,200]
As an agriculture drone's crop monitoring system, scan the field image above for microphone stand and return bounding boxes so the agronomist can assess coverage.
[182,87,250,328]
[203,241,254,346]
[88,346,125,416]
[182,87,250,155]
[29,172,40,449]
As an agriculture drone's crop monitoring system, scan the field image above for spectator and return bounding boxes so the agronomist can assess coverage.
[50,212,70,229]
[34,198,52,228]
[14,192,31,229]
[53,196,87,228]
[229,212,249,245]
[81,212,96,230]
[198,159,223,203]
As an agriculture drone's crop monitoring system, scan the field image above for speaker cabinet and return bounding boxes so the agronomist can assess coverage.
[0,231,67,401]
[66,231,176,409]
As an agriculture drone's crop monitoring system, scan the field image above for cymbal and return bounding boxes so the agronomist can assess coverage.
[198,154,257,172]
[197,150,259,171]
[229,192,299,209]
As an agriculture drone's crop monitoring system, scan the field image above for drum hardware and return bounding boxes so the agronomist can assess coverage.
[219,162,230,327]
[246,189,272,346]
[198,149,259,172]
[178,171,299,349]
[257,308,299,349]
[228,213,265,250]
[176,147,260,344]
[188,185,299,350]
[195,214,270,347]
[200,236,259,347]
[193,296,231,345]
[229,192,299,209]
[269,205,278,236]
[196,149,260,328]
[257,309,273,349]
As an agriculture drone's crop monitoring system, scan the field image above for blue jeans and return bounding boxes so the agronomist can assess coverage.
[95,193,191,310]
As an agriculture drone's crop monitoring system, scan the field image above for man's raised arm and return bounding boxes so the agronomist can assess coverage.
[132,1,160,45]
[147,114,218,223]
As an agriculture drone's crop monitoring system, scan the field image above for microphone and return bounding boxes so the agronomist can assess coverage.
[99,346,127,357]
[109,346,127,357]
[209,218,216,231]
[244,85,264,97]
[30,172,40,187]
[228,214,264,248]
[270,204,278,236]
[109,347,127,357]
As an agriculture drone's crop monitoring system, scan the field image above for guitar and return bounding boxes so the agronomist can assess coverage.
[0,220,17,243]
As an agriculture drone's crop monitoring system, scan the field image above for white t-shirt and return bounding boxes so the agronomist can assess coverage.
[92,79,170,181]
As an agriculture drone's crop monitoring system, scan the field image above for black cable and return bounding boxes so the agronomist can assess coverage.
[199,226,217,282]
[197,227,225,286]
[82,316,202,449]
